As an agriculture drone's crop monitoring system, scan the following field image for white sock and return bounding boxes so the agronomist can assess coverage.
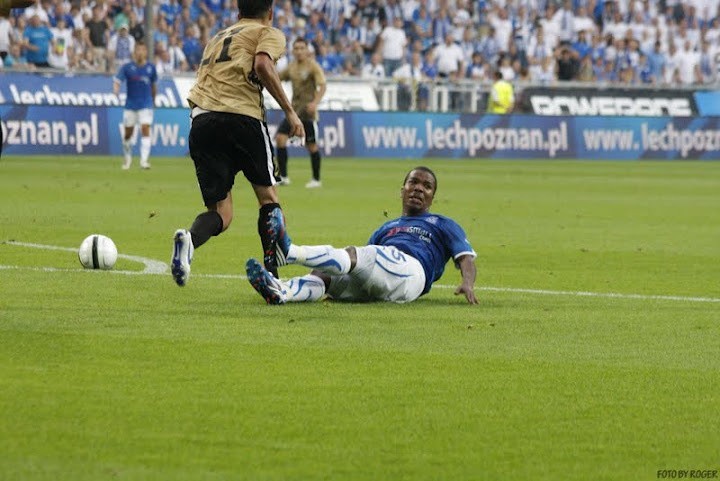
[122,139,132,165]
[140,136,151,165]
[287,244,351,275]
[284,274,326,302]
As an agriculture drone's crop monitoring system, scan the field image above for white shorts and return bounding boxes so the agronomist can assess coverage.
[123,108,153,127]
[327,245,426,303]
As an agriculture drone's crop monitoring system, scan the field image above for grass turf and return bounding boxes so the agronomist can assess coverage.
[0,156,719,480]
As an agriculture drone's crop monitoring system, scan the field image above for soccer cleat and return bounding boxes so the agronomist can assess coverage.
[121,161,131,170]
[171,229,194,286]
[140,162,151,170]
[305,179,322,188]
[264,207,292,270]
[246,258,286,305]
[277,176,291,186]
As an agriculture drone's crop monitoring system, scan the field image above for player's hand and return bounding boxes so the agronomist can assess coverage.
[287,111,305,140]
[454,283,478,304]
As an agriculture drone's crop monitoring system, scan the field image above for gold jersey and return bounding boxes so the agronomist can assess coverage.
[279,59,326,121]
[188,19,286,121]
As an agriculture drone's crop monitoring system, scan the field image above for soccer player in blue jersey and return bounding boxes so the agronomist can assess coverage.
[113,42,157,170]
[246,166,478,304]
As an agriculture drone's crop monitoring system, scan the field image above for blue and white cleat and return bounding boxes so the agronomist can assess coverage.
[246,258,287,305]
[171,229,194,286]
[264,207,292,270]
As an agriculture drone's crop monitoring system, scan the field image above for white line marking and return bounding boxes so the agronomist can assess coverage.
[4,240,167,274]
[2,241,719,304]
[469,286,720,304]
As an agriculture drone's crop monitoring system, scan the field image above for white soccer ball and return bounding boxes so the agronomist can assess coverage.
[78,234,118,270]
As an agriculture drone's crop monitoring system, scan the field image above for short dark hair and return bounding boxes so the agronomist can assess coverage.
[237,0,272,18]
[403,166,437,193]
[293,37,308,46]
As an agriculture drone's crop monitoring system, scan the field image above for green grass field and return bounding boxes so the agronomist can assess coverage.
[1,155,719,481]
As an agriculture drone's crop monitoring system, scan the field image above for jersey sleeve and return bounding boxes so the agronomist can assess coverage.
[114,64,127,82]
[442,218,476,262]
[256,27,286,62]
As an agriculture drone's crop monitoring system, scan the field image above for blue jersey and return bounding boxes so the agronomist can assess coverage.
[115,62,157,110]
[368,213,476,295]
[23,25,53,64]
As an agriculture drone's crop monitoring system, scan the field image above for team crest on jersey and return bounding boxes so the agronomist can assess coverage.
[425,216,438,224]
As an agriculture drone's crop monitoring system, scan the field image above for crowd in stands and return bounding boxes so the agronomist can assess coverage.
[1,0,720,88]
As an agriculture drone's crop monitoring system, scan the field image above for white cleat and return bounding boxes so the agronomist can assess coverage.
[305,179,322,188]
[277,176,291,186]
[140,162,151,170]
[171,229,194,286]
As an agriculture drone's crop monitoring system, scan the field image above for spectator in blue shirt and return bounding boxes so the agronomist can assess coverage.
[4,43,33,70]
[159,0,182,27]
[637,54,653,83]
[572,30,592,59]
[181,25,203,70]
[153,20,170,51]
[23,13,53,67]
[647,41,665,85]
[182,0,202,21]
[316,43,340,74]
[49,3,74,29]
[202,0,224,16]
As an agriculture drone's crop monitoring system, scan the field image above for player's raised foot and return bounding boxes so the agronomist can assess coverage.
[305,179,322,189]
[246,258,286,305]
[171,229,194,286]
[264,206,292,269]
[121,161,131,170]
[277,176,291,186]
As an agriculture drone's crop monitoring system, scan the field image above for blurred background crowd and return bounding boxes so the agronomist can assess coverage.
[1,0,719,87]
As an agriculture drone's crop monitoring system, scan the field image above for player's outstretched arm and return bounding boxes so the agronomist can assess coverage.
[454,254,478,305]
[254,52,305,139]
[0,0,33,16]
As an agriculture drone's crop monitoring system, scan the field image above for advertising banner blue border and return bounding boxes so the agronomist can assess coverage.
[1,106,719,160]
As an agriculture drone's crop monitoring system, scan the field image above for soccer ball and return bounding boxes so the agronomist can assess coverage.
[78,234,118,270]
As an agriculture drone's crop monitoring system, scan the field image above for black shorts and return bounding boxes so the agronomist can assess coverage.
[189,111,277,206]
[277,118,318,144]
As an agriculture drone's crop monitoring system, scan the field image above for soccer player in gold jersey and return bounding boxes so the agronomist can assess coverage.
[170,0,304,287]
[275,37,327,188]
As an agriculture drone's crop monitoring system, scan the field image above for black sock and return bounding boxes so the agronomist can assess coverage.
[310,151,321,181]
[258,203,282,277]
[277,147,288,177]
[189,211,223,249]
